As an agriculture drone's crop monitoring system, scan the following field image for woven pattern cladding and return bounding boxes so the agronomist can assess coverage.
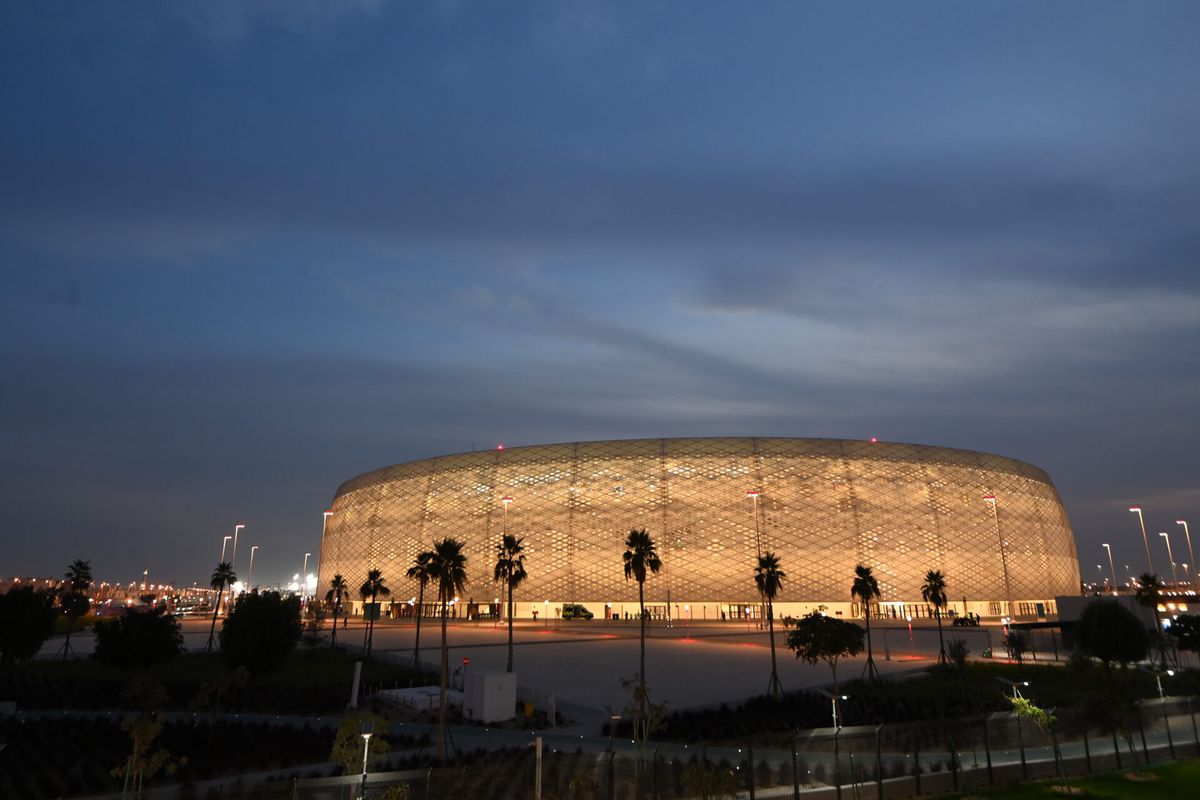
[319,438,1080,604]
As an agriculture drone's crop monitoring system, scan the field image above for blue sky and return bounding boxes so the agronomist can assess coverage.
[2,1,1199,588]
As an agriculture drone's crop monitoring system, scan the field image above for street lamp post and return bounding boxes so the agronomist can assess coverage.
[231,523,245,572]
[248,545,259,590]
[1130,506,1156,575]
[1159,533,1178,584]
[142,570,149,592]
[1178,521,1197,591]
[1102,544,1118,595]
[358,722,373,800]
[983,496,1015,618]
[748,490,767,627]
[220,535,232,563]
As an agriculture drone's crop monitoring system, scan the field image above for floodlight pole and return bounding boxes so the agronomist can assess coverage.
[1130,506,1156,575]
[984,496,1014,618]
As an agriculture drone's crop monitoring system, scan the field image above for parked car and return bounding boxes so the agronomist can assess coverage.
[561,603,594,620]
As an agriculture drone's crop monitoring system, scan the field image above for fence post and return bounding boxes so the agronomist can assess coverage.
[1163,698,1176,760]
[1190,696,1200,754]
[834,729,842,800]
[1138,705,1150,764]
[912,724,922,796]
[982,718,993,785]
[1081,723,1092,774]
[1016,715,1028,780]
[1111,727,1122,770]
[875,725,883,800]
[948,736,959,792]
[792,732,801,800]
[747,738,756,800]
[1051,630,1059,661]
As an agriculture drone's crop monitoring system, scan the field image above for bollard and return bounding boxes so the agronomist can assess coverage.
[349,661,362,709]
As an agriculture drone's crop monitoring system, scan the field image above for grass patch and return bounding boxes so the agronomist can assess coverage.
[947,758,1200,799]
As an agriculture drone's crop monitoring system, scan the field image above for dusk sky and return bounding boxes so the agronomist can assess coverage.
[3,2,1199,590]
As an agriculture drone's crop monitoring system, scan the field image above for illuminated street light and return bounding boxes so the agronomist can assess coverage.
[1130,506,1156,575]
[358,722,374,800]
[231,523,245,572]
[983,496,1014,618]
[220,535,232,563]
[302,553,312,596]
[1102,544,1118,595]
[1178,521,1197,591]
[1159,533,1178,584]
[248,545,259,590]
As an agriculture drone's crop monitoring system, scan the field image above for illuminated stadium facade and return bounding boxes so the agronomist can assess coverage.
[319,438,1080,621]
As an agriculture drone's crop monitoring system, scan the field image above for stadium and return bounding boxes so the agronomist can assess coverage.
[318,438,1080,622]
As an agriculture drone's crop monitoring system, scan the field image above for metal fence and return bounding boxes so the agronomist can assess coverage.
[99,695,1200,800]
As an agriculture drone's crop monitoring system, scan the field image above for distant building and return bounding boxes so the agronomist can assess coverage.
[318,438,1080,621]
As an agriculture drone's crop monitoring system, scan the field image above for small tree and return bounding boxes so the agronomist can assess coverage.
[359,568,390,660]
[0,586,58,665]
[786,611,865,696]
[406,551,435,676]
[1004,629,1029,665]
[325,574,349,647]
[219,590,302,673]
[429,537,468,763]
[623,528,662,745]
[331,712,391,774]
[1134,572,1168,667]
[60,559,94,660]
[205,562,236,653]
[850,564,881,681]
[493,534,528,673]
[93,608,184,668]
[1010,697,1070,793]
[920,569,948,664]
[754,552,786,699]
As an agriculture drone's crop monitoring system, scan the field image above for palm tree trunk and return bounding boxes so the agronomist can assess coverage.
[638,579,647,741]
[206,592,221,652]
[506,581,514,673]
[366,592,376,660]
[62,617,73,661]
[767,600,781,698]
[936,610,946,664]
[414,583,425,677]
[437,593,449,762]
[863,601,878,681]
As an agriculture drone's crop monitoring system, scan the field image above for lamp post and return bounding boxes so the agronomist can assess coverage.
[231,523,245,572]
[1130,506,1156,575]
[983,496,1014,618]
[303,553,311,593]
[1159,533,1178,584]
[142,570,149,592]
[1178,521,1197,591]
[358,722,373,800]
[1102,544,1118,595]
[248,546,259,590]
[746,490,763,559]
[220,535,232,563]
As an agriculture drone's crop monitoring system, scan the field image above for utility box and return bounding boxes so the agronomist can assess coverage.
[463,671,516,723]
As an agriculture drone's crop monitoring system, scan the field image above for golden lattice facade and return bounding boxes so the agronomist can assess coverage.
[319,438,1080,620]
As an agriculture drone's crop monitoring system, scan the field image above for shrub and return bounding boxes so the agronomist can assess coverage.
[219,591,301,674]
[93,609,184,668]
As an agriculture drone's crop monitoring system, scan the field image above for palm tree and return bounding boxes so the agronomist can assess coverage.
[851,564,881,681]
[921,569,949,665]
[755,552,787,699]
[359,569,390,660]
[60,559,93,660]
[406,550,435,676]
[429,537,468,762]
[493,535,528,673]
[623,528,662,742]
[206,562,236,652]
[325,574,349,648]
[1135,572,1168,668]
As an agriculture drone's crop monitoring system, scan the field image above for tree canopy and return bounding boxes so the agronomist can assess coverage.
[93,608,184,668]
[786,611,865,692]
[1075,599,1150,667]
[0,586,58,665]
[219,590,302,673]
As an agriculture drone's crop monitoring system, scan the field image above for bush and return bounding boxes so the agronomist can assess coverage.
[1077,600,1150,667]
[0,587,58,665]
[93,609,184,668]
[219,591,302,674]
